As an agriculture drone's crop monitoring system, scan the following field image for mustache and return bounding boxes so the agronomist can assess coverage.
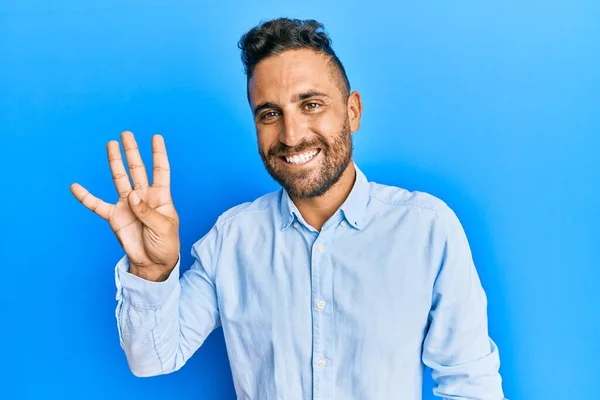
[268,138,326,158]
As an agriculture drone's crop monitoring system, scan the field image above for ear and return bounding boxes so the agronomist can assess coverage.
[347,91,362,133]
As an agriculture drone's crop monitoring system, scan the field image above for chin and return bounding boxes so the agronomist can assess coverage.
[284,176,337,199]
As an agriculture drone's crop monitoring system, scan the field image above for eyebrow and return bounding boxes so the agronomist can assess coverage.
[253,90,330,117]
[291,90,330,102]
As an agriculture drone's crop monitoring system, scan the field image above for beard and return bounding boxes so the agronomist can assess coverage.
[259,116,353,199]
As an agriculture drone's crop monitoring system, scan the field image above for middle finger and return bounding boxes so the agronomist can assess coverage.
[121,131,150,191]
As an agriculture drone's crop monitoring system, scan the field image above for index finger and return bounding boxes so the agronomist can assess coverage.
[107,140,133,199]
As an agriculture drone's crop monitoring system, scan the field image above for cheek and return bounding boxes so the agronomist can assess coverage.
[311,110,344,137]
[256,128,277,154]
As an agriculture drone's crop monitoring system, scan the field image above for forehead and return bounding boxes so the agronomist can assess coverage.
[248,48,338,106]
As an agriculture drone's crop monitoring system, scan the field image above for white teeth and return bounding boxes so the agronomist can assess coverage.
[285,149,318,164]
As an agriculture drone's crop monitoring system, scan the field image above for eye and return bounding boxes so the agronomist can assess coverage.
[261,111,280,120]
[304,102,320,110]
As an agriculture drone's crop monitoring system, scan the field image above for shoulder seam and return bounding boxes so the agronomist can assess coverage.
[369,194,445,214]
[219,205,272,225]
[216,190,281,226]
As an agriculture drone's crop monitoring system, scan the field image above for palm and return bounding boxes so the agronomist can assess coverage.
[71,131,180,268]
[109,185,178,266]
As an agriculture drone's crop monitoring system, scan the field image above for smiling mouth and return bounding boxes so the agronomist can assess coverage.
[280,148,321,165]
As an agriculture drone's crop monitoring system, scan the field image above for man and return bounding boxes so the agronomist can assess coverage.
[71,17,505,400]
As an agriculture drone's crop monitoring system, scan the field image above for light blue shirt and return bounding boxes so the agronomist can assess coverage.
[114,164,505,399]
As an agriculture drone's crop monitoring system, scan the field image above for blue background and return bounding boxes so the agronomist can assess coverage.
[1,1,598,399]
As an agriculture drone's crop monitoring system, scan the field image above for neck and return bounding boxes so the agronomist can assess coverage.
[290,161,356,231]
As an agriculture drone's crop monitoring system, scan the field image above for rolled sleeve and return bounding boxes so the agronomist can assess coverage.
[114,254,181,307]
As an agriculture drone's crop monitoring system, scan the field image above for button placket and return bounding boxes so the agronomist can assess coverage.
[310,231,335,398]
[311,238,324,395]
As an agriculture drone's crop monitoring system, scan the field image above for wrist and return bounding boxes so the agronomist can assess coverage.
[130,262,175,282]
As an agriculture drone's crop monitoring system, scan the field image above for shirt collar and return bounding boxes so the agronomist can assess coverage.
[280,163,370,231]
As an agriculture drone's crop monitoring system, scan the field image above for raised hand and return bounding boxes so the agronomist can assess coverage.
[70,131,180,281]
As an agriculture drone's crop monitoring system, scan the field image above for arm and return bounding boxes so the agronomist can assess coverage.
[421,207,506,399]
[114,223,222,377]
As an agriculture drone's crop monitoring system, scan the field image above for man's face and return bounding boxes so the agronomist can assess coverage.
[248,48,361,199]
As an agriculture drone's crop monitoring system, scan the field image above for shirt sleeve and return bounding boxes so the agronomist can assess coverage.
[421,206,506,399]
[114,222,222,377]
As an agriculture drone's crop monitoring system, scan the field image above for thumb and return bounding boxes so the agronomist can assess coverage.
[128,191,168,232]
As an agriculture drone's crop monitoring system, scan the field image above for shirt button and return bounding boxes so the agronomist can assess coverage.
[316,244,325,252]
[293,222,300,229]
[317,359,327,367]
[340,221,348,228]
[316,300,326,309]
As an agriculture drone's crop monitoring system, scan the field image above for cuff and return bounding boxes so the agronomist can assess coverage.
[114,254,180,308]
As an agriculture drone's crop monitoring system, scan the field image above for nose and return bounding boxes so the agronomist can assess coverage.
[279,111,306,147]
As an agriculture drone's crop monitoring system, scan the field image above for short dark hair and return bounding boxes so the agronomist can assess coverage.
[238,17,351,100]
